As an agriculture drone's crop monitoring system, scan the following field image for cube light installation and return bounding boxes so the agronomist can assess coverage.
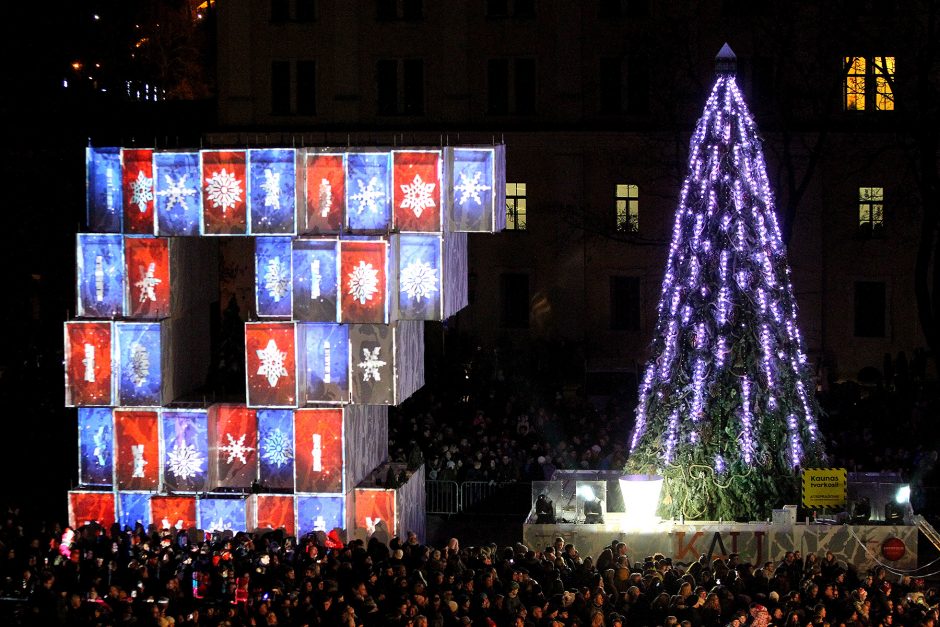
[68,144,505,534]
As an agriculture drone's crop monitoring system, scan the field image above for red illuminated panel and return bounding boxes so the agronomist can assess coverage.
[295,409,343,493]
[339,241,387,323]
[122,149,155,234]
[114,410,160,491]
[68,491,116,529]
[393,151,441,232]
[355,489,396,537]
[245,323,297,407]
[210,404,258,488]
[255,495,295,535]
[65,322,112,406]
[202,150,248,235]
[151,496,197,530]
[305,153,344,233]
[124,237,170,318]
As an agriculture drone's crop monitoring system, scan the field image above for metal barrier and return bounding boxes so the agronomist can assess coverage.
[426,481,532,516]
[426,480,460,514]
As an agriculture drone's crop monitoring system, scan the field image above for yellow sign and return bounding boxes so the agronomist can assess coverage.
[802,468,847,508]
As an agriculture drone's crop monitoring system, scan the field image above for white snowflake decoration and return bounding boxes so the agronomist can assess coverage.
[135,263,162,303]
[261,168,281,209]
[82,344,96,383]
[128,342,150,387]
[454,170,491,206]
[205,168,243,214]
[167,442,204,480]
[358,347,387,382]
[256,339,288,387]
[347,261,380,304]
[219,433,255,465]
[92,426,107,466]
[399,173,436,218]
[131,444,148,478]
[130,170,154,213]
[318,178,332,217]
[207,517,229,533]
[264,256,290,303]
[262,428,293,468]
[400,259,438,302]
[156,173,197,211]
[350,176,385,215]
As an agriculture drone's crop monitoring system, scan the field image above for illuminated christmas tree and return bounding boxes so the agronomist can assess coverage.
[625,45,825,521]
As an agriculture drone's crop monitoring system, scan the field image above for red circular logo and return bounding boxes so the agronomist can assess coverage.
[881,537,906,561]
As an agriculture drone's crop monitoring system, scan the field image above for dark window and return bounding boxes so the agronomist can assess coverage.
[271,61,291,115]
[402,0,423,19]
[488,59,510,114]
[600,57,623,113]
[599,0,648,17]
[500,273,530,328]
[750,56,774,113]
[296,61,316,115]
[296,0,317,21]
[515,58,536,114]
[626,56,649,114]
[271,0,290,22]
[377,60,398,114]
[376,0,397,20]
[854,281,886,337]
[514,0,536,17]
[486,0,509,16]
[610,276,641,330]
[403,59,424,114]
[598,0,622,18]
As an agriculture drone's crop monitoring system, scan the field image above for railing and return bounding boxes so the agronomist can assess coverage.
[426,480,532,516]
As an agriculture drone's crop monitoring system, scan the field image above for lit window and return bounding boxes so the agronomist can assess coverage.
[616,184,639,232]
[858,186,884,235]
[506,183,527,230]
[844,56,894,111]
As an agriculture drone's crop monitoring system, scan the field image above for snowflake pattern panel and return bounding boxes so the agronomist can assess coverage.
[161,410,209,492]
[340,240,387,323]
[76,233,125,318]
[122,148,155,234]
[154,151,202,236]
[124,236,171,318]
[86,147,123,233]
[201,150,248,235]
[114,410,160,491]
[350,324,394,405]
[393,151,442,232]
[252,494,295,535]
[304,153,345,233]
[151,496,197,530]
[245,323,297,407]
[65,321,113,407]
[68,491,116,529]
[257,409,295,489]
[295,408,344,493]
[198,498,247,533]
[298,323,350,404]
[115,322,163,406]
[255,237,293,317]
[296,495,344,537]
[397,233,442,320]
[345,153,392,232]
[354,489,396,537]
[248,148,296,235]
[451,148,496,232]
[78,407,113,487]
[292,239,339,322]
[117,492,152,530]
[208,404,259,489]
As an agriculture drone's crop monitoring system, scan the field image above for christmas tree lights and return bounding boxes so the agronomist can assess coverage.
[625,45,825,521]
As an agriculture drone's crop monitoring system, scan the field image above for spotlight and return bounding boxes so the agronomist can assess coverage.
[896,485,911,504]
[576,485,596,501]
[583,497,604,525]
[535,493,555,524]
[850,497,871,524]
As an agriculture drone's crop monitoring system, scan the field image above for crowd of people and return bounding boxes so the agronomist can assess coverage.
[1,502,937,627]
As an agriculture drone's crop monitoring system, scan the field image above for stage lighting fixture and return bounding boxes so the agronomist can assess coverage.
[850,497,871,524]
[535,494,555,524]
[885,501,905,524]
[896,485,911,504]
[584,497,604,525]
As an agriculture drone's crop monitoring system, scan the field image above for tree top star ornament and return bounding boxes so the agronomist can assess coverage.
[625,44,826,521]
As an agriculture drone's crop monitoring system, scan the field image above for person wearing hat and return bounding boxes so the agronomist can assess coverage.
[506,580,523,617]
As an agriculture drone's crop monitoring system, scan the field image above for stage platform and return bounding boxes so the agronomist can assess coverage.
[523,513,919,571]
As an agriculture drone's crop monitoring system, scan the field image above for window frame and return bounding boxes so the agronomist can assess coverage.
[858,186,885,237]
[843,55,895,112]
[615,184,639,233]
[506,182,527,231]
